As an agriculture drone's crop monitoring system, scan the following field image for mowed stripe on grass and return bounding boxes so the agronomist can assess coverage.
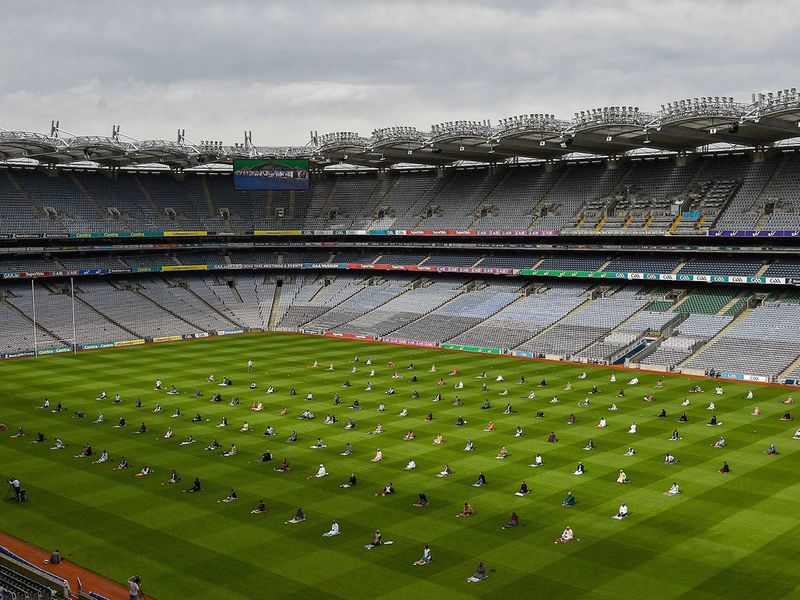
[1,333,799,600]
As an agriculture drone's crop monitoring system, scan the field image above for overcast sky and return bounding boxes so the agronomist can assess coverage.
[0,0,796,146]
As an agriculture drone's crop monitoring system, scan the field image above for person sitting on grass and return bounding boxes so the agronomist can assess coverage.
[287,430,298,443]
[670,429,681,441]
[263,425,275,436]
[484,421,495,432]
[171,407,181,418]
[162,427,173,440]
[547,432,558,443]
[456,416,466,426]
[535,410,545,418]
[251,402,263,412]
[413,493,428,507]
[340,443,353,456]
[222,443,237,457]
[433,433,443,445]
[92,449,109,464]
[220,489,238,503]
[766,443,779,455]
[205,439,221,451]
[425,411,434,422]
[554,527,575,544]
[31,432,45,444]
[94,413,104,424]
[515,481,529,497]
[550,395,559,404]
[616,469,629,484]
[664,482,682,496]
[480,399,491,410]
[611,502,629,520]
[311,437,327,449]
[399,407,408,417]
[274,458,290,472]
[713,436,726,448]
[344,417,356,430]
[277,407,288,416]
[323,521,341,537]
[457,502,475,518]
[596,418,607,429]
[503,513,520,529]
[298,410,314,420]
[365,530,392,549]
[251,500,267,514]
[782,396,795,405]
[257,450,273,462]
[436,464,453,478]
[309,464,328,479]
[496,446,509,460]
[367,424,383,435]
[135,465,153,477]
[403,430,415,441]
[413,544,432,565]
[405,458,417,470]
[167,385,179,395]
[567,413,577,425]
[371,448,383,462]
[113,457,128,471]
[133,422,147,435]
[625,446,636,456]
[707,415,721,426]
[584,438,594,451]
[780,411,793,421]
[113,417,126,428]
[339,473,357,488]
[467,561,488,582]
[163,469,180,485]
[656,408,667,418]
[377,483,394,497]
[75,443,92,458]
[628,422,638,434]
[530,453,544,467]
[719,461,730,474]
[793,428,800,440]
[50,438,65,450]
[665,453,677,464]
[573,462,585,476]
[286,507,306,524]
[472,473,487,488]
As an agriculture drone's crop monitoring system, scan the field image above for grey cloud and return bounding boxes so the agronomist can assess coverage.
[0,0,796,145]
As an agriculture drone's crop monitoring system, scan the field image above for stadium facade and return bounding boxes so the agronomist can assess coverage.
[1,87,800,385]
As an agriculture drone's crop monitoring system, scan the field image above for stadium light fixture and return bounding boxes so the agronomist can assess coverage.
[606,135,613,142]
[539,140,546,146]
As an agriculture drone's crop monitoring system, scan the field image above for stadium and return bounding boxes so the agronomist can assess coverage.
[2,4,800,600]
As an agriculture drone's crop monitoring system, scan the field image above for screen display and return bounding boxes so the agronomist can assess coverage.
[233,159,310,190]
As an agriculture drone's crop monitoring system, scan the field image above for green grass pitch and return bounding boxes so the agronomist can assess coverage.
[1,333,799,599]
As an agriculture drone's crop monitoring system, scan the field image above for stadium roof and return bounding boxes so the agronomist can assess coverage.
[1,88,799,170]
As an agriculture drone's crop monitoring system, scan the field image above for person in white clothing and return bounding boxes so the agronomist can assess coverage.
[555,527,574,544]
[405,458,417,470]
[664,482,682,496]
[323,521,340,537]
[530,454,543,467]
[628,377,639,385]
[612,503,628,520]
[628,422,637,434]
[309,464,328,479]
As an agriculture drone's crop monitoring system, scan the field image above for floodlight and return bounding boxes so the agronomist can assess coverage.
[606,135,613,142]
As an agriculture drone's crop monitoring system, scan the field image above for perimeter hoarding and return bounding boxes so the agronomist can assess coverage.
[233,159,310,191]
